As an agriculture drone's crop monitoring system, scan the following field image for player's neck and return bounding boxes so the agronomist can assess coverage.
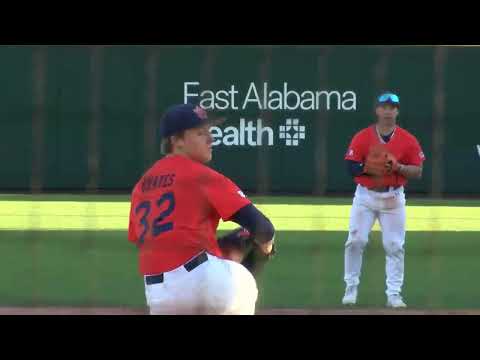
[168,150,205,164]
[167,151,189,160]
[376,123,396,136]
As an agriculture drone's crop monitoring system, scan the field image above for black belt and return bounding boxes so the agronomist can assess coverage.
[369,186,400,193]
[145,252,208,285]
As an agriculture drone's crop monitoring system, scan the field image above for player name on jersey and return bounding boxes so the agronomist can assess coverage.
[141,174,175,193]
[184,82,357,111]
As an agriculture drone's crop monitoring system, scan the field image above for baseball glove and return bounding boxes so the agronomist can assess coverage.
[364,144,399,177]
[218,227,276,278]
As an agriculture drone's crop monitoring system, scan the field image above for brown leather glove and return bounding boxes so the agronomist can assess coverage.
[364,144,399,176]
[218,227,276,278]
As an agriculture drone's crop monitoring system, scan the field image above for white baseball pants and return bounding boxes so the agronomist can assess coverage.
[344,184,406,297]
[145,252,258,315]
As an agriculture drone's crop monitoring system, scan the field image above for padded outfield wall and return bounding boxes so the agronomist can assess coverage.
[0,45,477,195]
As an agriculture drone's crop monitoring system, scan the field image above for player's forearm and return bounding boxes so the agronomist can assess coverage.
[231,204,275,245]
[346,160,365,177]
[398,164,422,179]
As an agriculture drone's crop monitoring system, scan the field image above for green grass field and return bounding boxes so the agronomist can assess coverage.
[1,194,479,309]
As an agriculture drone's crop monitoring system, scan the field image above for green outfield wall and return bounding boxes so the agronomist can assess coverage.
[0,45,477,195]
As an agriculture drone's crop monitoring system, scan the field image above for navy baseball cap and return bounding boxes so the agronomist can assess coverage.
[376,92,400,107]
[159,104,218,139]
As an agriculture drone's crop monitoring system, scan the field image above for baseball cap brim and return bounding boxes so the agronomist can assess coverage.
[377,100,400,107]
[206,115,226,127]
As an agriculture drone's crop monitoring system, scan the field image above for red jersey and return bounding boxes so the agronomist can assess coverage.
[344,125,425,188]
[128,154,251,275]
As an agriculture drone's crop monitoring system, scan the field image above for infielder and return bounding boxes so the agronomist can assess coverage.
[343,92,425,308]
[128,103,275,315]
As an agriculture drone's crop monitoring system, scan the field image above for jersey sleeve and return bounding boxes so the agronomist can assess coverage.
[344,132,366,162]
[404,137,426,166]
[202,171,252,221]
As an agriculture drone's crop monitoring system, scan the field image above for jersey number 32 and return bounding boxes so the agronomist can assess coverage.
[135,192,175,246]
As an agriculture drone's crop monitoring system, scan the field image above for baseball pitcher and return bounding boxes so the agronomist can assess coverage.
[342,92,425,308]
[128,104,275,315]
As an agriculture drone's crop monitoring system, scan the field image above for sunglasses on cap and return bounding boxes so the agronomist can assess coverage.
[378,93,400,103]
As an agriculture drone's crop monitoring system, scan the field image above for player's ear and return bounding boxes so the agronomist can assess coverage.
[171,132,186,151]
[170,135,179,149]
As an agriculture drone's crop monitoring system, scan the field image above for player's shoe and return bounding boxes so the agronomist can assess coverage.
[342,286,358,305]
[386,295,407,308]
